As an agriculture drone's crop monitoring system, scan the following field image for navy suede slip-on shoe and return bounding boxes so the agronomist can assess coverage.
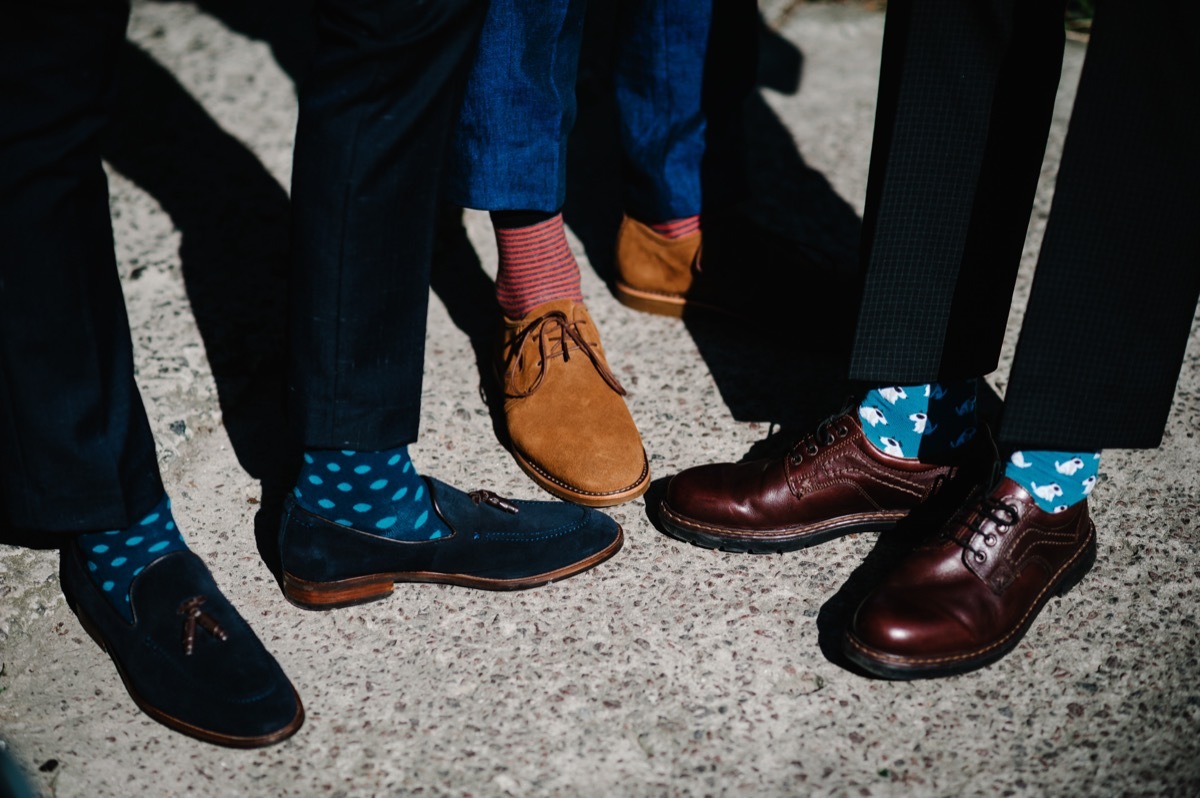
[279,477,624,609]
[60,547,304,748]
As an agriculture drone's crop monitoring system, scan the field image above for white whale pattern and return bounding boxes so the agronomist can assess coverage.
[859,406,889,427]
[1030,482,1063,502]
[1055,457,1086,476]
[878,387,907,404]
[909,412,937,435]
[879,436,905,457]
[1010,451,1032,468]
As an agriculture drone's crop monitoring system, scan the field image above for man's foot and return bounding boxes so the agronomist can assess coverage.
[659,411,994,553]
[278,477,624,609]
[499,298,649,506]
[843,478,1096,679]
[614,214,857,348]
[614,215,703,318]
[60,547,304,748]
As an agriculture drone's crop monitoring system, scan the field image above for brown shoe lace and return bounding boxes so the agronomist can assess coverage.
[501,310,627,399]
[947,495,1020,564]
[468,489,519,514]
[787,413,852,466]
[177,596,229,655]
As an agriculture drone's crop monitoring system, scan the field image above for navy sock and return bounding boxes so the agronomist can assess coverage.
[1005,450,1100,512]
[74,492,188,622]
[292,446,452,541]
[859,380,979,460]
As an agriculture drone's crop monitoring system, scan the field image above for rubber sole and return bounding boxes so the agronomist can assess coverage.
[843,529,1098,679]
[614,281,736,321]
[658,500,904,554]
[615,282,687,317]
[282,526,624,610]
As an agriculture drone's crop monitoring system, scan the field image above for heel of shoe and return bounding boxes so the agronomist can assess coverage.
[1056,529,1097,598]
[282,572,394,610]
[615,282,686,318]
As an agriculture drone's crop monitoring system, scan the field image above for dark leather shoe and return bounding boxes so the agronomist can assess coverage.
[659,412,993,552]
[843,478,1097,679]
[279,477,623,609]
[60,548,304,748]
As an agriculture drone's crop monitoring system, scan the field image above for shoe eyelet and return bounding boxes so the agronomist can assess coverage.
[789,453,803,466]
[974,551,987,563]
[806,444,819,456]
[837,426,849,437]
[984,534,997,546]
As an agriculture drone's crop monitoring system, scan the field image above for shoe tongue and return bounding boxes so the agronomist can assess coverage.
[503,298,581,324]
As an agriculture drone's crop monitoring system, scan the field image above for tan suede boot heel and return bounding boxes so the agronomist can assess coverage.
[614,215,703,317]
[499,299,650,506]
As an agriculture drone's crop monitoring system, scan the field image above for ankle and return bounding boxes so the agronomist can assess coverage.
[646,215,700,240]
[75,492,188,621]
[294,446,451,541]
[492,211,583,319]
[1004,450,1099,512]
[859,380,978,460]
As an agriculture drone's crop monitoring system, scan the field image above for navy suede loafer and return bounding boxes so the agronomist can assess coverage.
[60,547,304,748]
[279,477,623,609]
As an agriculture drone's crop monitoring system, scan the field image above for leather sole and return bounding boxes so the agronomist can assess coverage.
[843,528,1097,679]
[512,445,650,508]
[281,526,624,609]
[64,591,305,748]
[658,500,905,554]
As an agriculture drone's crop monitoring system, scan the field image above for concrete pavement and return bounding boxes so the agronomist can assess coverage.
[2,3,1199,796]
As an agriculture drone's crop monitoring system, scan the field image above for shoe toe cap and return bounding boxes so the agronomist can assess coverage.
[64,550,303,746]
[664,460,788,530]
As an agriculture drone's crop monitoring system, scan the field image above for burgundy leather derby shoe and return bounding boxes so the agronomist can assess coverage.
[659,412,993,553]
[844,478,1096,679]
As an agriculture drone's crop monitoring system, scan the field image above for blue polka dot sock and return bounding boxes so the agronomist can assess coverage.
[292,446,452,541]
[858,380,979,460]
[1004,449,1100,512]
[73,492,188,622]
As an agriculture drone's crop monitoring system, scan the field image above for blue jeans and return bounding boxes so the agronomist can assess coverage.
[445,0,754,220]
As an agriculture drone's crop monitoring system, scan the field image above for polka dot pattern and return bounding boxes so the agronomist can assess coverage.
[293,445,451,541]
[74,492,188,623]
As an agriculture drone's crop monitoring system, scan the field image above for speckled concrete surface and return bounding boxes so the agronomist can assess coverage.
[3,3,1199,796]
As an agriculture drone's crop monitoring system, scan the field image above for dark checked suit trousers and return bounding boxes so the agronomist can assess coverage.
[850,0,1200,451]
[0,0,484,538]
[0,1,164,535]
[288,0,486,451]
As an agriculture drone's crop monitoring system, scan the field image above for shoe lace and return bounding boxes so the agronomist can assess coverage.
[787,410,852,466]
[948,495,1019,564]
[469,489,519,514]
[177,596,229,655]
[502,310,627,399]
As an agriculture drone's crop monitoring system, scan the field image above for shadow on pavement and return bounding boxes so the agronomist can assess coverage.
[103,41,296,581]
[563,12,864,460]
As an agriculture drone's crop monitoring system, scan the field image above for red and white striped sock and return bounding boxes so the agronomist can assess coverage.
[493,212,583,319]
[647,215,701,240]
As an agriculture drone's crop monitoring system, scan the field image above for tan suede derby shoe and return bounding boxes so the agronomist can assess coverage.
[499,298,650,506]
[614,215,704,317]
